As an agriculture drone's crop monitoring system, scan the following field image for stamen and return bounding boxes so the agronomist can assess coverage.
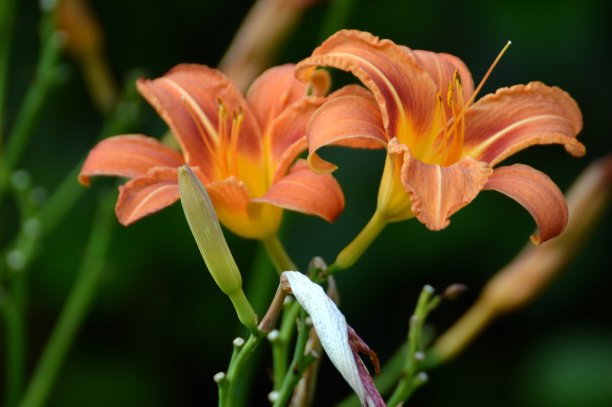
[442,41,511,157]
[217,98,227,144]
[446,81,454,107]
[228,107,244,176]
[179,95,224,171]
[466,40,512,108]
[217,98,229,176]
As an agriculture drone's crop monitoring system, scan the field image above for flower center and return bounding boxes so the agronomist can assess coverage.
[406,41,512,167]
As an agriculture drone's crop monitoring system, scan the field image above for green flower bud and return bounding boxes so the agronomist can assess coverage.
[178,166,257,330]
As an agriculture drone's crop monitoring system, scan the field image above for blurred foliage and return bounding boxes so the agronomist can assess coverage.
[1,0,610,406]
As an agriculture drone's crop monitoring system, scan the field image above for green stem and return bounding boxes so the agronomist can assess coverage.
[333,210,387,272]
[0,72,145,282]
[18,192,116,407]
[0,18,62,203]
[231,245,277,405]
[386,286,436,407]
[3,270,27,407]
[279,301,300,344]
[261,234,296,273]
[227,289,258,334]
[219,333,263,407]
[0,0,16,140]
[270,332,286,390]
[273,310,313,407]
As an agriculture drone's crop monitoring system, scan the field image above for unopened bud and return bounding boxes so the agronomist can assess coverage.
[415,372,429,384]
[213,372,226,384]
[268,391,280,402]
[267,330,280,342]
[179,166,257,330]
[232,337,245,348]
[443,284,468,301]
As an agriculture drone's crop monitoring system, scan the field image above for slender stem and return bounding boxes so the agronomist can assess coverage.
[270,331,285,391]
[0,0,16,141]
[279,300,300,344]
[3,271,27,407]
[332,210,387,272]
[17,192,116,407]
[273,310,313,407]
[219,332,264,406]
[261,234,296,273]
[386,286,436,407]
[0,73,144,281]
[231,245,277,406]
[0,19,62,203]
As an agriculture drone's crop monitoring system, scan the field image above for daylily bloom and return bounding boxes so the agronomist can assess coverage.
[297,30,584,245]
[79,63,344,239]
[281,271,384,406]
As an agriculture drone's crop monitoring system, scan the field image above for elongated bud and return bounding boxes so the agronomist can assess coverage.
[178,166,257,330]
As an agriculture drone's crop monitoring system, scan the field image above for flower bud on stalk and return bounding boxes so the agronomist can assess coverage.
[178,166,258,331]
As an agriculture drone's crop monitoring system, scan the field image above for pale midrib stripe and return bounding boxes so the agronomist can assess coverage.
[331,52,407,128]
[468,114,564,157]
[129,184,176,223]
[162,78,219,144]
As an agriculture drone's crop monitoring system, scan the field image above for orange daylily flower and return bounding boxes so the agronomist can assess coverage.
[79,63,344,239]
[297,30,584,244]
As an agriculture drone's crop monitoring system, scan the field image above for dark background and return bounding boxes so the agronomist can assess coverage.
[1,0,611,406]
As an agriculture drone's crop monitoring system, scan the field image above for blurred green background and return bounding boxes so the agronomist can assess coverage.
[1,0,611,406]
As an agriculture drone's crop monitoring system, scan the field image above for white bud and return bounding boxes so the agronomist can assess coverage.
[267,330,280,342]
[213,372,226,383]
[268,391,279,403]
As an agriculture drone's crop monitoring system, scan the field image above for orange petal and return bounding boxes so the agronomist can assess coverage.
[116,167,179,225]
[412,50,474,102]
[207,177,282,239]
[255,160,345,222]
[268,96,326,176]
[296,30,439,137]
[483,164,568,244]
[401,150,493,230]
[462,82,585,166]
[271,137,307,184]
[305,93,387,173]
[79,135,184,185]
[137,64,262,179]
[246,64,310,131]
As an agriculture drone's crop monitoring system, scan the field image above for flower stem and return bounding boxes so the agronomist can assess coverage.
[386,286,438,407]
[261,234,296,273]
[0,0,16,141]
[0,15,62,204]
[332,209,387,272]
[18,192,116,407]
[218,332,264,407]
[3,270,27,407]
[273,309,314,407]
[231,245,277,406]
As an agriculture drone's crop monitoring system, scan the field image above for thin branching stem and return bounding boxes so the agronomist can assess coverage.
[18,192,116,407]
